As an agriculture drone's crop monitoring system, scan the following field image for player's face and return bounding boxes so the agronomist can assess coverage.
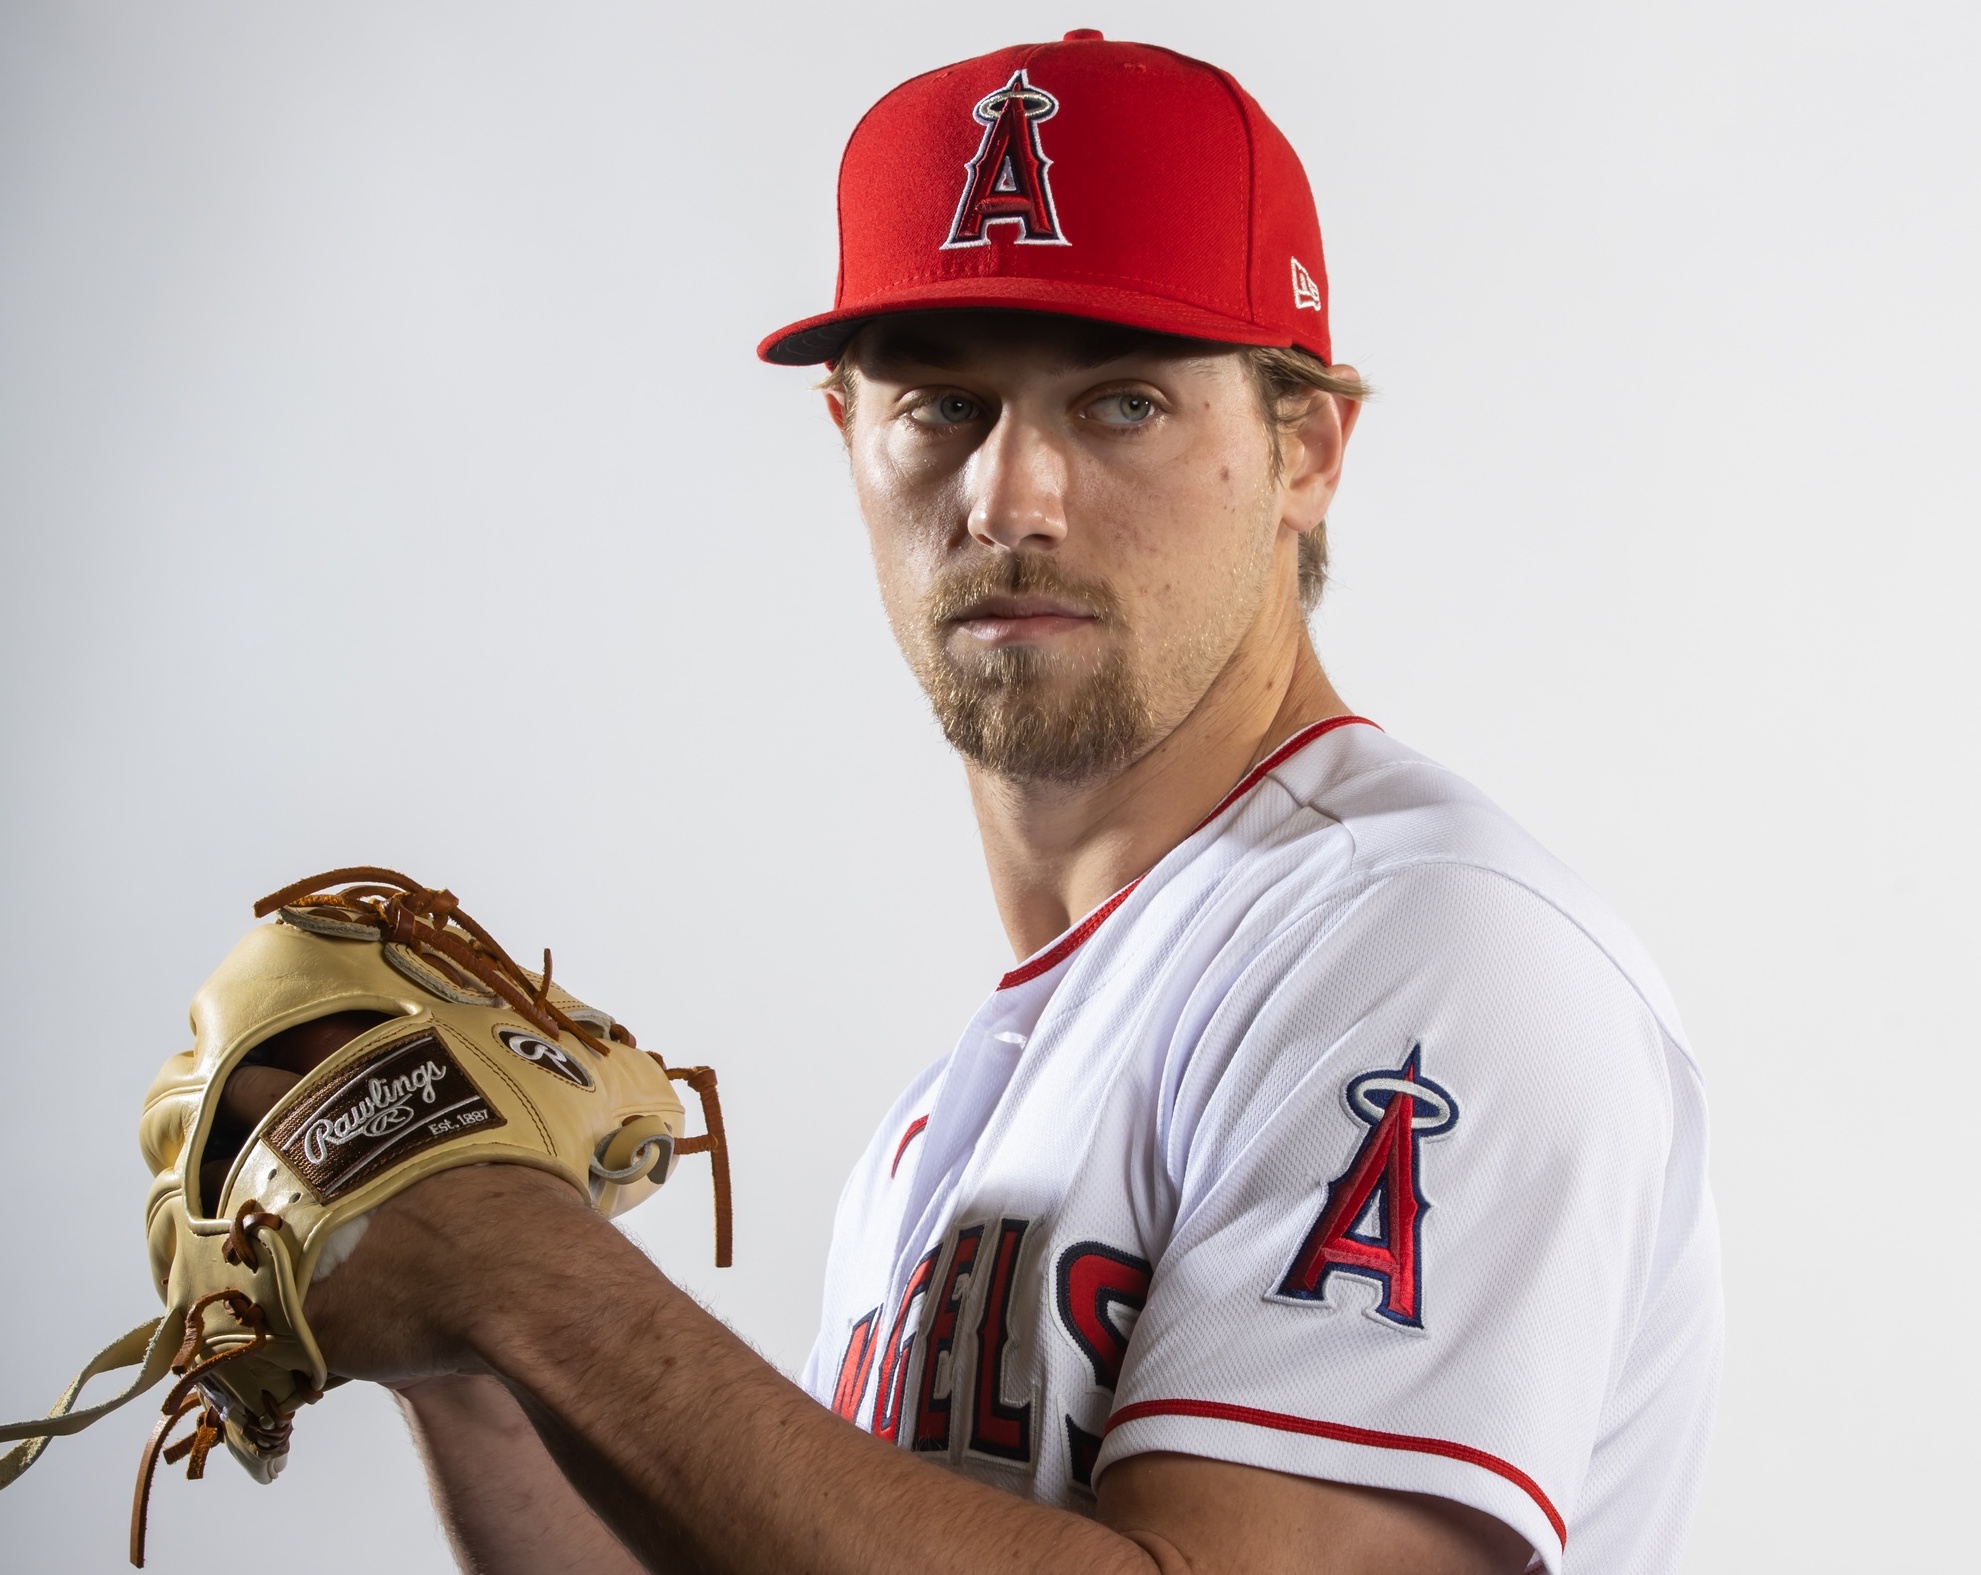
[835,312,1297,785]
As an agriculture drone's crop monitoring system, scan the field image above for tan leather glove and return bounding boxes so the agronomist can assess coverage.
[0,867,730,1566]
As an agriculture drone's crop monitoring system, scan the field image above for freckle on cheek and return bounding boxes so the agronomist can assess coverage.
[1220,467,1230,483]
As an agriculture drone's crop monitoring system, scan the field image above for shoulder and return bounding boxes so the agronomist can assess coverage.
[1208,722,1694,1067]
[1137,727,1704,1178]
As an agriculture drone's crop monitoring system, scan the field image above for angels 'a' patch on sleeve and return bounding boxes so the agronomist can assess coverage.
[1271,1043,1458,1329]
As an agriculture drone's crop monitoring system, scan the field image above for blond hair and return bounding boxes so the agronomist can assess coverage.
[1243,345,1371,615]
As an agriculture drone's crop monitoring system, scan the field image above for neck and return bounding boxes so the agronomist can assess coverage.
[964,606,1350,964]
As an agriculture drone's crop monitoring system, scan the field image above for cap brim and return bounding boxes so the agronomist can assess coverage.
[757,276,1324,365]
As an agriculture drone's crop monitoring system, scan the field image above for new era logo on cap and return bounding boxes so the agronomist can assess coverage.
[758,31,1333,367]
[1292,257,1323,312]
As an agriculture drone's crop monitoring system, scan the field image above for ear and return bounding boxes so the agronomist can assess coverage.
[1278,365,1363,535]
[823,389,850,433]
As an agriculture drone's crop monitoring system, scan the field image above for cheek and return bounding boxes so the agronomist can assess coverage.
[1178,429,1279,570]
[858,509,921,641]
[1081,435,1273,613]
[851,435,950,633]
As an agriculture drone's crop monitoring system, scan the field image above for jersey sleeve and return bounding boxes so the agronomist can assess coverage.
[1098,862,1684,1570]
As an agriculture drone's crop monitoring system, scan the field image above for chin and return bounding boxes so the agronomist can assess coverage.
[922,657,1153,786]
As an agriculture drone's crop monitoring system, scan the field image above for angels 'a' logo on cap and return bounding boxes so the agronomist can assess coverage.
[943,70,1070,250]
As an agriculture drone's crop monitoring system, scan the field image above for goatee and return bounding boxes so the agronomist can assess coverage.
[911,555,1151,786]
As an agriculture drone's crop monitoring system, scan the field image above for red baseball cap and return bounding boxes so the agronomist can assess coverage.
[757,31,1333,366]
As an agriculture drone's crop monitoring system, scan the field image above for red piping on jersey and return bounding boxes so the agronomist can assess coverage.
[1104,1397,1565,1549]
[996,882,1141,989]
[890,1115,930,1177]
[995,716,1380,991]
[1193,714,1380,829]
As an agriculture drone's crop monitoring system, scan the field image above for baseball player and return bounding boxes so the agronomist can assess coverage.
[274,31,1720,1575]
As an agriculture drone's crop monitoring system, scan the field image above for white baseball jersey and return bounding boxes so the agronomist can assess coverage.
[800,717,1721,1573]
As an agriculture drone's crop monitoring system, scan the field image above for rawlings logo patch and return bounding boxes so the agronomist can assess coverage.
[495,1026,594,1089]
[943,69,1069,249]
[267,1030,505,1201]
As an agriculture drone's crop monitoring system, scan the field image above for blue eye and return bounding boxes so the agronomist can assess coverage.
[912,394,983,426]
[1091,393,1156,425]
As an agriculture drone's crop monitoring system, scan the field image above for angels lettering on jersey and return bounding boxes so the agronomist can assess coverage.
[829,1214,1150,1492]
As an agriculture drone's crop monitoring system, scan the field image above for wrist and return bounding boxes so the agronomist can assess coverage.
[355,1161,597,1381]
[447,1172,651,1385]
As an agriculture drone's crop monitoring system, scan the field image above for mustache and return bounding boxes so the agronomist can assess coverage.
[923,554,1121,626]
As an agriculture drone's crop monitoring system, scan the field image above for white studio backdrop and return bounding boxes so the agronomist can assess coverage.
[1,3,1973,1570]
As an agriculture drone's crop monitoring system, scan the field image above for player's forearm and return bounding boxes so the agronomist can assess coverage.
[395,1373,650,1575]
[467,1207,1163,1575]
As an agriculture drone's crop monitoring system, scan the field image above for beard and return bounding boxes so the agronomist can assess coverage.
[906,554,1153,786]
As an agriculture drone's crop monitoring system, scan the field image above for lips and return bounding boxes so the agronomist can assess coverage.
[926,557,1119,652]
[948,594,1099,624]
[945,593,1103,650]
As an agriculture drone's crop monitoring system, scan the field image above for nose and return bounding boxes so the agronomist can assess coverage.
[965,413,1069,552]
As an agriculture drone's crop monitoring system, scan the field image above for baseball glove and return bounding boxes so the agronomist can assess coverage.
[0,867,731,1566]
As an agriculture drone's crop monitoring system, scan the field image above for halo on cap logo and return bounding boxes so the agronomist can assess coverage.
[495,1026,594,1090]
[943,70,1070,250]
